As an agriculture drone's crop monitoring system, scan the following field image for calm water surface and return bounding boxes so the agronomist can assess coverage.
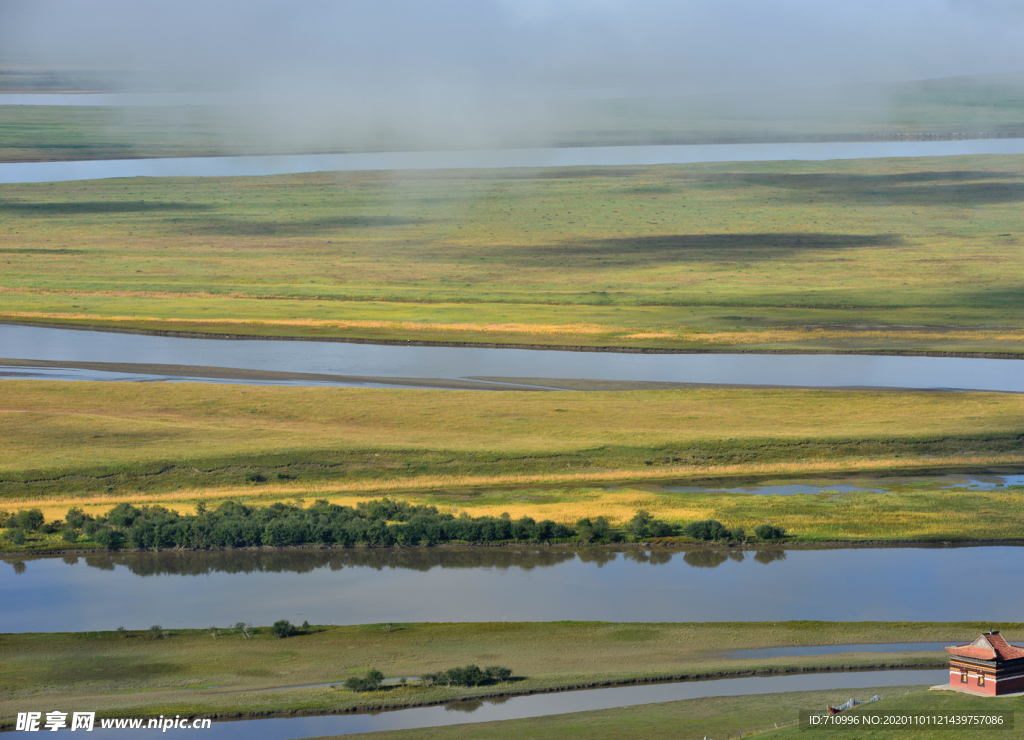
[2,139,1024,184]
[3,325,1023,392]
[3,547,1023,632]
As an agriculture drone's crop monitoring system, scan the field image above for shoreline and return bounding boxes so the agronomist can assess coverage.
[6,538,1024,559]
[2,130,1022,165]
[161,663,945,724]
[4,320,1024,360]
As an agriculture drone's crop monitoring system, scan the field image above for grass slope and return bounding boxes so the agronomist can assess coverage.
[2,621,1009,727]
[2,154,1024,352]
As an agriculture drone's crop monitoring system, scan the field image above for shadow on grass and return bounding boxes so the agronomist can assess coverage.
[492,232,903,266]
[958,288,1024,310]
[0,200,212,216]
[685,170,1024,206]
[174,215,430,237]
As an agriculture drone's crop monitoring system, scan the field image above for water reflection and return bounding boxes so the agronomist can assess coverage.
[2,547,790,577]
[4,546,1023,630]
[753,550,788,565]
[9,548,584,577]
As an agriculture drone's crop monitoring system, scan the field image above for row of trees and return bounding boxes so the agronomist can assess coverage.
[345,665,514,692]
[2,501,787,550]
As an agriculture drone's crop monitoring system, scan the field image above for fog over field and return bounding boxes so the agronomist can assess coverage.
[1,0,1023,151]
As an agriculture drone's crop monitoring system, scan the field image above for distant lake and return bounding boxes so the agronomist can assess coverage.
[3,546,1023,632]
[2,138,1023,184]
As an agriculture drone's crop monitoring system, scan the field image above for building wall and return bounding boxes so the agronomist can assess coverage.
[949,662,1024,695]
[994,671,1024,696]
[949,662,996,695]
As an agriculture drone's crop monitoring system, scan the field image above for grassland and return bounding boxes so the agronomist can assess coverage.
[328,687,1024,740]
[2,72,1023,162]
[2,380,1023,545]
[2,154,1024,353]
[1,621,1008,728]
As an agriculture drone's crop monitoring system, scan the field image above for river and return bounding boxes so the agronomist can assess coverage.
[3,546,1023,633]
[2,325,1022,392]
[2,138,1024,184]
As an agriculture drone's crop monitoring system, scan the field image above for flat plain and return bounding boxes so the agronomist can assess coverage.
[1,154,1023,353]
[2,380,1024,544]
[1,621,1004,726]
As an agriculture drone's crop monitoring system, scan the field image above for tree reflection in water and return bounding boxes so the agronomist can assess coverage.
[2,546,795,576]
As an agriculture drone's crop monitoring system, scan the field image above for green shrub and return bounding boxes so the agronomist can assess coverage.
[107,503,141,529]
[345,669,384,692]
[92,527,124,549]
[485,666,513,682]
[65,507,90,529]
[4,528,26,545]
[61,528,80,543]
[421,665,513,687]
[14,509,44,532]
[754,524,787,540]
[271,620,296,638]
[683,519,732,541]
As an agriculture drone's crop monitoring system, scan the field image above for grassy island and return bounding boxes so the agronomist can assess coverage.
[1,153,1023,354]
[1,381,1023,549]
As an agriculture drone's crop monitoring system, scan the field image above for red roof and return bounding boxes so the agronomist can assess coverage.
[946,633,1024,662]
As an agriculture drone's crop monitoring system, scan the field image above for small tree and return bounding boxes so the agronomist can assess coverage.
[754,523,786,540]
[149,624,163,639]
[65,507,89,528]
[15,509,45,532]
[485,666,513,682]
[5,528,26,545]
[116,626,127,639]
[626,510,655,538]
[271,620,296,638]
[345,669,384,692]
[683,519,731,541]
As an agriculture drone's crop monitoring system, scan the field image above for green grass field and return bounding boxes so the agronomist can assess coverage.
[1,621,1008,728]
[2,153,1023,352]
[2,381,1023,546]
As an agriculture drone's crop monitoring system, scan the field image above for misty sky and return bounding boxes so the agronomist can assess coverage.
[2,0,1023,96]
